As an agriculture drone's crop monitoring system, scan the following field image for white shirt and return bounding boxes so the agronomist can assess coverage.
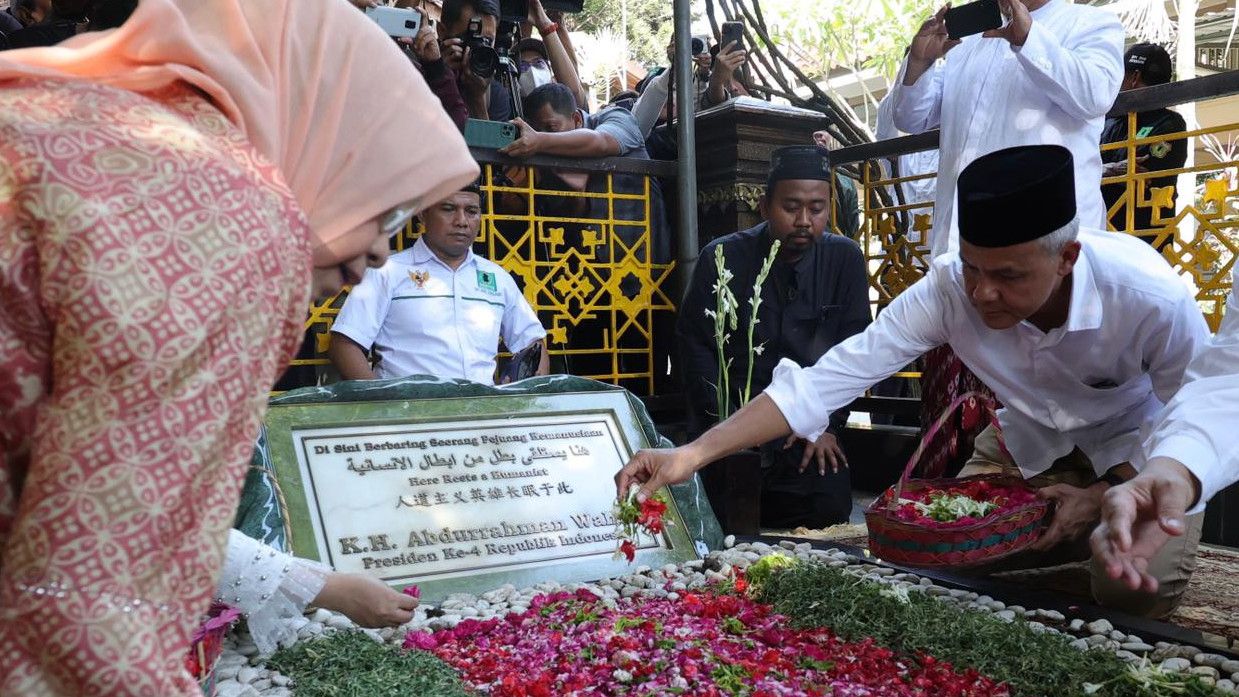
[889,0,1124,258]
[331,238,546,384]
[764,230,1209,479]
[876,91,940,237]
[1143,273,1239,514]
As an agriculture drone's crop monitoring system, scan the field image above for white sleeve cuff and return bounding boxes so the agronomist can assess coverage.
[1011,21,1053,68]
[892,58,936,104]
[1146,433,1225,516]
[764,358,831,440]
[329,324,374,352]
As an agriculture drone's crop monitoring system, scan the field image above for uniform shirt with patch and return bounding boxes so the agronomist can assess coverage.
[331,237,545,384]
[1100,107,1188,234]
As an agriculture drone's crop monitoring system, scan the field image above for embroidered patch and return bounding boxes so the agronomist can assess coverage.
[409,270,429,288]
[476,269,499,295]
[1149,141,1172,159]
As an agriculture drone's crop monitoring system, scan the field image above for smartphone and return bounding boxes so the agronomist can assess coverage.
[464,119,518,149]
[720,21,744,52]
[944,0,1002,40]
[365,5,422,39]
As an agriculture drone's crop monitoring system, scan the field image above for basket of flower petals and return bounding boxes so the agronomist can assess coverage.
[865,393,1051,567]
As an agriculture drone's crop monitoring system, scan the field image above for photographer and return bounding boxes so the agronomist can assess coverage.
[407,8,470,130]
[501,82,646,161]
[513,0,587,108]
[705,39,748,107]
[438,0,514,121]
[348,3,469,130]
[1,0,86,49]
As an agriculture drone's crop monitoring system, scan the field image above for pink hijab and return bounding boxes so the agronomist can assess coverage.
[0,0,479,266]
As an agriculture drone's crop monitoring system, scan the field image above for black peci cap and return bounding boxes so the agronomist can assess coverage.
[766,145,832,193]
[957,145,1076,248]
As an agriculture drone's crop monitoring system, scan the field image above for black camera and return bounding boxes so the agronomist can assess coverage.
[465,17,499,79]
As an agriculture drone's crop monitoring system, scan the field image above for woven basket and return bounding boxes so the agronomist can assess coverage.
[865,392,1050,568]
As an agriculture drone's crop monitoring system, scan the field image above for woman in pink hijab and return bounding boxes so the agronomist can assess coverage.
[0,1,477,694]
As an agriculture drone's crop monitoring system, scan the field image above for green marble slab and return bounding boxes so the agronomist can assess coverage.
[246,375,722,603]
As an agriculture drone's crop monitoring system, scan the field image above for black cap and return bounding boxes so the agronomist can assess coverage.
[475,0,500,17]
[957,145,1076,248]
[515,37,548,61]
[766,145,831,193]
[1125,42,1172,85]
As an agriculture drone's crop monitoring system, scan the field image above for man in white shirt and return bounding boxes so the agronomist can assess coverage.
[890,0,1123,259]
[1093,274,1239,594]
[329,185,548,384]
[616,145,1210,617]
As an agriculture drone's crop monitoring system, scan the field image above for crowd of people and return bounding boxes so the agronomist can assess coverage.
[623,0,1236,632]
[0,0,1233,694]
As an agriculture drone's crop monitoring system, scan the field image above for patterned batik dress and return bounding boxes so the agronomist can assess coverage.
[0,79,311,696]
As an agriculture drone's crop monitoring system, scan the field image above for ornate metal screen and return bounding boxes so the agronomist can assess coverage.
[289,161,677,394]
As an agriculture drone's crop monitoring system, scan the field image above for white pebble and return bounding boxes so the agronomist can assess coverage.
[1160,657,1192,673]
[1085,619,1113,635]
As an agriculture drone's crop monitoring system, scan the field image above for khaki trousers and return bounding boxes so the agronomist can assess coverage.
[957,425,1202,619]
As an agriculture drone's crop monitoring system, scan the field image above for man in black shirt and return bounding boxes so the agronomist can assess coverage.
[2,0,83,49]
[0,0,48,34]
[679,145,872,528]
[1100,43,1187,248]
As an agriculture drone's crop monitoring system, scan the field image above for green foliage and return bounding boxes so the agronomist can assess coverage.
[906,491,999,522]
[760,0,937,80]
[756,562,1223,697]
[266,631,471,697]
[744,550,798,590]
[573,0,676,67]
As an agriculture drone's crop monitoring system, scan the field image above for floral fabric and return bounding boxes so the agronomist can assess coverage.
[917,345,998,478]
[0,79,310,696]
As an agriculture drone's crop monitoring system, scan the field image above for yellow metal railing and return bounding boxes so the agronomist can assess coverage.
[831,78,1237,333]
[289,159,677,394]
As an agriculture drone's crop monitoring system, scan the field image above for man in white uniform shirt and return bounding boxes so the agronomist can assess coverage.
[1093,273,1239,594]
[329,185,548,384]
[890,0,1123,259]
[617,146,1210,617]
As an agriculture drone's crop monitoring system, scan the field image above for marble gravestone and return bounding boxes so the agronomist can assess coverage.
[242,376,722,603]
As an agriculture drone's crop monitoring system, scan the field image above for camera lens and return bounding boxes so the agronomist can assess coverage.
[469,45,500,79]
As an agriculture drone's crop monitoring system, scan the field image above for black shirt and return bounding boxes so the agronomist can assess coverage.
[1100,108,1188,235]
[0,10,22,35]
[2,19,78,49]
[678,223,872,440]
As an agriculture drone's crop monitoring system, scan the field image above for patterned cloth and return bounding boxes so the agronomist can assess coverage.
[917,345,999,478]
[0,79,310,696]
